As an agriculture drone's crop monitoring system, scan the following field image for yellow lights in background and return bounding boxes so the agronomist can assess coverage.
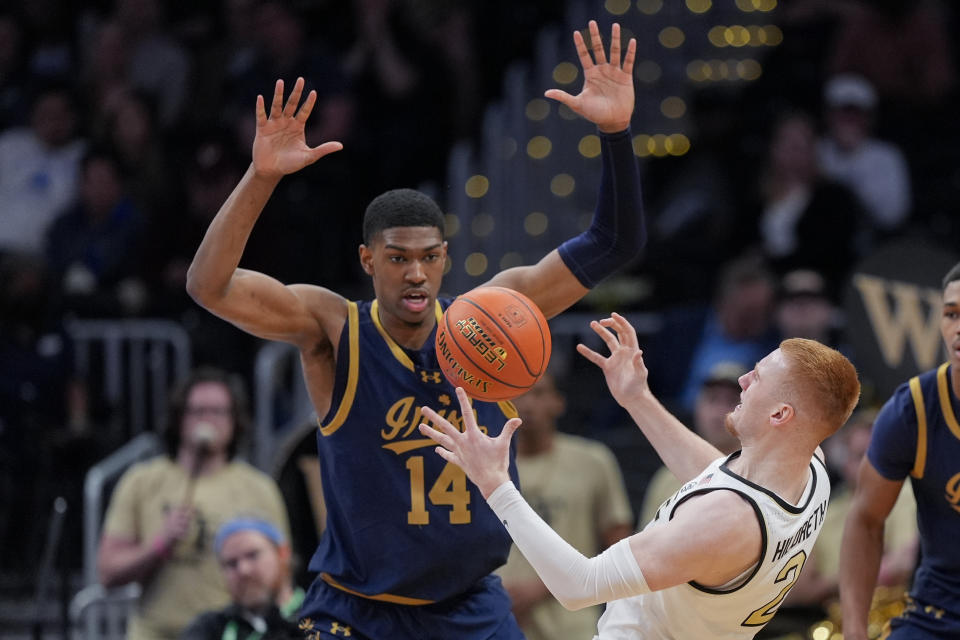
[708,24,782,47]
[636,0,662,15]
[659,27,685,49]
[605,0,631,15]
[579,134,602,158]
[444,213,461,237]
[661,96,686,119]
[465,253,488,276]
[464,175,489,198]
[552,61,579,85]
[527,136,552,159]
[737,58,763,80]
[524,212,549,236]
[635,60,662,83]
[685,0,712,13]
[687,58,762,82]
[808,620,842,640]
[500,252,524,270]
[525,98,550,121]
[736,0,776,11]
[557,104,577,120]
[632,133,690,157]
[550,174,576,197]
[471,213,495,237]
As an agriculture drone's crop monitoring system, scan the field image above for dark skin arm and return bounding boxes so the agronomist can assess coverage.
[484,21,636,319]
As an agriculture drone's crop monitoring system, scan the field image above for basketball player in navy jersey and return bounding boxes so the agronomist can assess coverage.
[187,20,646,640]
[840,262,960,640]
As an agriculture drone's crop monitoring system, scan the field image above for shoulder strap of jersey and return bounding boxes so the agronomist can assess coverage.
[935,362,960,440]
[319,301,359,437]
[908,373,928,479]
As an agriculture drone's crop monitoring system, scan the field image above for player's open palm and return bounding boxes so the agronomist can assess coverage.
[419,387,521,499]
[545,20,636,133]
[578,312,652,408]
[252,77,343,179]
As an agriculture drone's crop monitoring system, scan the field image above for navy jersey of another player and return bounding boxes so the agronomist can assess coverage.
[868,363,960,614]
[305,298,519,604]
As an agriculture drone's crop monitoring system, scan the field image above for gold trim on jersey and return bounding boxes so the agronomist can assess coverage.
[320,572,435,606]
[370,300,444,372]
[936,362,960,440]
[498,400,518,419]
[908,375,928,479]
[318,301,360,437]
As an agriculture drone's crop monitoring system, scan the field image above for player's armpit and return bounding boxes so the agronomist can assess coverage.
[630,490,762,592]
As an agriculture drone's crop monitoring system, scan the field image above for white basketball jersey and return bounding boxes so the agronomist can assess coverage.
[595,452,830,639]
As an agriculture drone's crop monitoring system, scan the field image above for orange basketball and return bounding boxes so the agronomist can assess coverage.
[435,286,551,401]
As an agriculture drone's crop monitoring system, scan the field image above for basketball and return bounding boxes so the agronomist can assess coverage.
[435,286,551,401]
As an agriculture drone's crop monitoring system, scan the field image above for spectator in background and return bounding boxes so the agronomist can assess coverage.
[0,11,31,130]
[180,518,304,640]
[640,361,744,526]
[45,148,147,317]
[678,254,780,411]
[79,18,130,127]
[818,74,912,243]
[99,89,177,218]
[343,0,455,193]
[735,111,865,282]
[828,0,954,110]
[113,0,191,130]
[0,84,86,257]
[97,367,290,640]
[498,371,633,640]
[775,269,847,353]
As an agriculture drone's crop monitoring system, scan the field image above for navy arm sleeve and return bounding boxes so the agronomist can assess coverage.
[557,128,647,288]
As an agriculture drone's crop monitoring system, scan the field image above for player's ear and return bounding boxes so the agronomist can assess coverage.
[770,403,795,426]
[359,244,374,275]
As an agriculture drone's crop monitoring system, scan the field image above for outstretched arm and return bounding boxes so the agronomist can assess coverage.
[186,78,346,347]
[487,21,646,319]
[578,313,725,481]
[418,388,760,610]
[839,459,903,640]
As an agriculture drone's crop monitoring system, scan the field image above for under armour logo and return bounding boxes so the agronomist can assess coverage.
[420,370,443,384]
[330,622,352,636]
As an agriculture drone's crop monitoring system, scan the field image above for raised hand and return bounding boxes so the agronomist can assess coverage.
[418,387,522,499]
[545,20,636,133]
[577,312,652,408]
[252,77,344,179]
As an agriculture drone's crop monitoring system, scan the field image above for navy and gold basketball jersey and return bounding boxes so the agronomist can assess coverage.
[304,298,519,605]
[869,363,960,616]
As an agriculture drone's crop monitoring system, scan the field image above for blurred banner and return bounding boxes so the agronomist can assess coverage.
[844,238,958,403]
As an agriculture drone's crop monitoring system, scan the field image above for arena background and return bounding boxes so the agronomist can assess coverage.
[0,0,958,637]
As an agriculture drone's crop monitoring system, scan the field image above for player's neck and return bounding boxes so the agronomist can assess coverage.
[378,308,436,351]
[951,363,960,400]
[729,447,812,505]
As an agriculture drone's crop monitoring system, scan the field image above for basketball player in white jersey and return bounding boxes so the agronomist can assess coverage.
[419,312,860,638]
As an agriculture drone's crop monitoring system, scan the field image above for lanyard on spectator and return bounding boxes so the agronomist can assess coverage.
[221,589,304,640]
[222,620,261,640]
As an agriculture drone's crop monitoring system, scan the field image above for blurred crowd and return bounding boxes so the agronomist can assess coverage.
[1,1,959,633]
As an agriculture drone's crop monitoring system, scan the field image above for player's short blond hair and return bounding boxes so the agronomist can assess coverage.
[780,338,860,438]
